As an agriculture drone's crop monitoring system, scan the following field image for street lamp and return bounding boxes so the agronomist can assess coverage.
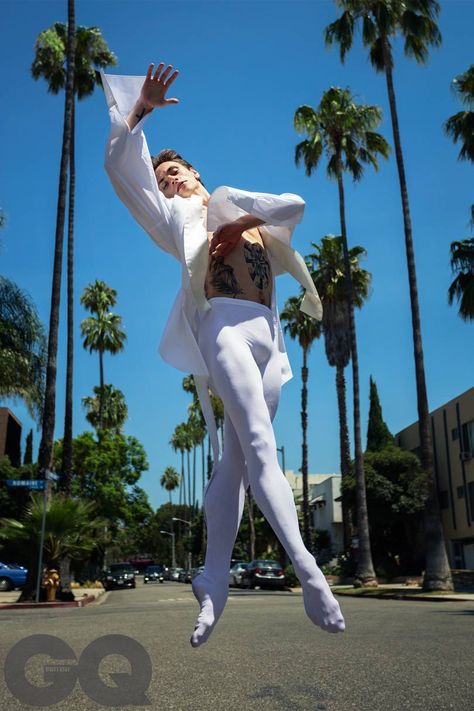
[160,530,176,570]
[172,517,192,570]
[277,445,286,475]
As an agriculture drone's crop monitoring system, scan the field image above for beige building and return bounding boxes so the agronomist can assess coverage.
[395,386,474,570]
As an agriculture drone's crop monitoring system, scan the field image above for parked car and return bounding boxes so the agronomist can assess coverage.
[0,561,28,591]
[192,566,205,579]
[177,569,193,583]
[169,567,183,582]
[229,562,248,588]
[102,563,136,591]
[241,560,286,590]
[143,565,164,584]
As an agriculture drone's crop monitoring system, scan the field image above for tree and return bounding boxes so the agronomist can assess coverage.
[34,0,76,489]
[24,430,33,466]
[82,384,128,434]
[325,0,453,591]
[0,491,109,602]
[160,466,180,504]
[0,277,47,423]
[294,85,390,586]
[444,64,474,163]
[280,293,321,551]
[366,376,395,451]
[32,18,117,495]
[80,280,127,436]
[307,235,371,550]
[448,235,474,322]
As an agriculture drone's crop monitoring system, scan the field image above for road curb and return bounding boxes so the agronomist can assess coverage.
[0,592,104,610]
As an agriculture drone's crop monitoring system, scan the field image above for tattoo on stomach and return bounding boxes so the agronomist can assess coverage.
[207,256,244,297]
[243,242,271,290]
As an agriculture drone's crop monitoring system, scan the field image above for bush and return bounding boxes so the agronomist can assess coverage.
[284,564,299,587]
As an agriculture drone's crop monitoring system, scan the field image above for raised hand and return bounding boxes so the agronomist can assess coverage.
[140,62,180,110]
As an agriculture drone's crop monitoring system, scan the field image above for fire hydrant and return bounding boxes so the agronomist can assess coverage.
[42,568,60,602]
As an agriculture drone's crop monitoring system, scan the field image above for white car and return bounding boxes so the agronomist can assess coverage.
[228,562,249,588]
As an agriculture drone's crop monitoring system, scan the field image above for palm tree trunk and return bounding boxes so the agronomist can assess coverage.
[187,449,191,510]
[98,349,104,434]
[337,164,377,586]
[246,490,256,561]
[301,347,311,550]
[382,37,452,591]
[181,451,186,508]
[62,96,75,499]
[336,364,353,552]
[192,443,196,515]
[37,0,76,486]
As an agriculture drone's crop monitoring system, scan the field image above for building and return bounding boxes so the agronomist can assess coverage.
[285,469,344,559]
[0,407,22,467]
[309,475,344,557]
[395,387,474,570]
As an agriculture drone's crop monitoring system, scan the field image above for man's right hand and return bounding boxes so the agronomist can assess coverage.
[140,62,180,110]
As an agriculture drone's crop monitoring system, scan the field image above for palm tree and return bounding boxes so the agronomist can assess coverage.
[160,466,180,504]
[34,0,76,487]
[80,280,127,436]
[280,293,322,551]
[170,423,187,507]
[0,277,47,424]
[294,86,390,585]
[0,491,109,602]
[82,384,128,433]
[32,20,117,496]
[325,0,453,591]
[306,235,371,551]
[444,64,474,163]
[448,237,474,322]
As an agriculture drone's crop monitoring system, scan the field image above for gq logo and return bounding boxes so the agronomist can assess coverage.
[4,634,152,706]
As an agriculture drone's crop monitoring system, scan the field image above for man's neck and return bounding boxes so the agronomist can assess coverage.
[194,182,211,206]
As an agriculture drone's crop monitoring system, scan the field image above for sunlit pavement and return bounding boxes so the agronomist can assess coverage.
[1,576,473,710]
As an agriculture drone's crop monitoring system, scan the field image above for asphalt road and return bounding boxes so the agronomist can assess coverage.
[1,577,473,711]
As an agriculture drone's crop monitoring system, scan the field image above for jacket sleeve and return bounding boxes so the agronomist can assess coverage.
[101,72,179,260]
[206,185,305,253]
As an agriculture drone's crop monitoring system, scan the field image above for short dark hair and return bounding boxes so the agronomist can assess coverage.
[152,148,205,187]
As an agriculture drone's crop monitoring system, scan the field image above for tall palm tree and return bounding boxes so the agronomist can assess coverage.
[80,280,126,435]
[34,0,75,487]
[160,466,180,504]
[170,423,187,507]
[306,235,371,551]
[325,0,453,591]
[32,20,117,496]
[280,293,322,550]
[82,384,128,433]
[0,277,47,423]
[294,86,390,585]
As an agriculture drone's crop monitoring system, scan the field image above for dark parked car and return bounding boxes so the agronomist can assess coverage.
[143,565,164,584]
[0,561,28,591]
[177,569,193,583]
[102,563,136,591]
[241,560,286,590]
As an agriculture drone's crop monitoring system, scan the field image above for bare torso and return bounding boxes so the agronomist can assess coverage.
[204,225,273,308]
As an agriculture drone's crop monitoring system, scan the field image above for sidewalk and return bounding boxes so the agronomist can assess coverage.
[0,587,106,610]
[329,583,474,602]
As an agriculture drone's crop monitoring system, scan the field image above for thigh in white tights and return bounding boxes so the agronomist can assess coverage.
[190,297,345,647]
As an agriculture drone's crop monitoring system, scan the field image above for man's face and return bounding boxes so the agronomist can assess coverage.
[154,160,201,199]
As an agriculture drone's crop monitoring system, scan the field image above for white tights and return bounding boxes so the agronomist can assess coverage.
[191,297,345,647]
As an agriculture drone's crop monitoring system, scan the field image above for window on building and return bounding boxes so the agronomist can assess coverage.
[461,420,474,453]
[439,490,449,509]
[452,427,459,441]
[468,482,474,523]
[457,485,465,499]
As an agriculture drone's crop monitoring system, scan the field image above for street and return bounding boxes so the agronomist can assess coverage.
[1,577,473,710]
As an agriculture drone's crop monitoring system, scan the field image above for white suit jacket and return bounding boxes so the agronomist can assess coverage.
[101,72,323,465]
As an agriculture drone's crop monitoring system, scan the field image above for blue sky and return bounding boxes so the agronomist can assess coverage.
[1,0,473,511]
